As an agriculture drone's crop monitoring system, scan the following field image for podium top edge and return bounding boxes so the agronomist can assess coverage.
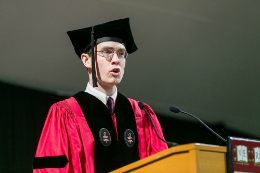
[110,143,227,173]
[178,143,227,152]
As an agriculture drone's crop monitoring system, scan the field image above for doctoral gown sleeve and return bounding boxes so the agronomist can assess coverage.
[33,100,84,173]
[128,99,168,159]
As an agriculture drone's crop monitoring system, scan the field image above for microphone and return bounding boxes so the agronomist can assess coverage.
[169,105,227,143]
[138,102,179,147]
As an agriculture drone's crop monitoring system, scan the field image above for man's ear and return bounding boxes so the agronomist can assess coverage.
[81,53,91,69]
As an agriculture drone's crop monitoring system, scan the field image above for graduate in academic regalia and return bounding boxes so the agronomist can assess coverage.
[33,18,168,173]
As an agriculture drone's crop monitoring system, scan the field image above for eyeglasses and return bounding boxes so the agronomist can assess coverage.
[96,49,128,61]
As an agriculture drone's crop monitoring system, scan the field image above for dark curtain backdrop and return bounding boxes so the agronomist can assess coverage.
[0,81,67,173]
[0,80,256,173]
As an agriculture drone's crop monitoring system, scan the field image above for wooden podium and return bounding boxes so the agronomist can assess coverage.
[111,143,227,173]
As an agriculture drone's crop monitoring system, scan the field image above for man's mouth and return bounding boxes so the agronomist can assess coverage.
[110,68,120,76]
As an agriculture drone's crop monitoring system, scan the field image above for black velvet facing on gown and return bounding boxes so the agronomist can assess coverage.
[73,92,139,173]
[114,92,140,165]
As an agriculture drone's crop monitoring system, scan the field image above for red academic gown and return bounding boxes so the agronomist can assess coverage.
[33,95,168,173]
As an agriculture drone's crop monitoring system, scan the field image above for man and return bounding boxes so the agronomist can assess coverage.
[33,18,168,173]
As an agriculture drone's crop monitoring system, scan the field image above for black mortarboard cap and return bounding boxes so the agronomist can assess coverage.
[67,18,137,57]
[67,18,137,87]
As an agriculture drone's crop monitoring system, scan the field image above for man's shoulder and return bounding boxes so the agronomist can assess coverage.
[49,97,76,114]
[127,97,138,103]
[126,96,149,108]
[124,95,153,113]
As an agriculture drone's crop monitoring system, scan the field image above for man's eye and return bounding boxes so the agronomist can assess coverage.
[118,51,125,56]
[103,49,113,54]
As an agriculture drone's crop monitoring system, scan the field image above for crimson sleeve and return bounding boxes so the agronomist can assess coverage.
[142,103,168,157]
[128,98,168,159]
[33,101,83,173]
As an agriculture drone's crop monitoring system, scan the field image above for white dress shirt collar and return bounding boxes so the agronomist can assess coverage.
[85,83,117,105]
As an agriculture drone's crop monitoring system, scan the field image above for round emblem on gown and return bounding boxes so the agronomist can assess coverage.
[124,129,135,147]
[99,128,111,147]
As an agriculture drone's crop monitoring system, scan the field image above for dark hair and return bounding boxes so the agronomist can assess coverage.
[85,48,91,55]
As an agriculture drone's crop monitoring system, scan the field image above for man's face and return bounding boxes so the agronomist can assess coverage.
[94,41,126,88]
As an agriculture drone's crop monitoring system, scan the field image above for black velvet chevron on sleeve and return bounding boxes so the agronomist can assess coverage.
[33,154,68,169]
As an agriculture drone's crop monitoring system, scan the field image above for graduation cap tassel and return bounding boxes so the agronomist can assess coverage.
[91,26,98,87]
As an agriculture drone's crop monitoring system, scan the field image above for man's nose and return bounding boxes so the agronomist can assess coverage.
[111,53,120,63]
